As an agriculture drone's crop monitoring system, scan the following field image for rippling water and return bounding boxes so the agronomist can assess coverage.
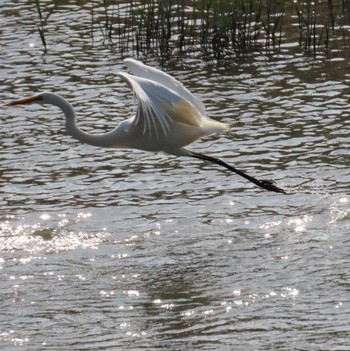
[1,2,350,350]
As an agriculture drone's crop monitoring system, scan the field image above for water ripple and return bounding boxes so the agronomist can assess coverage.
[1,2,350,350]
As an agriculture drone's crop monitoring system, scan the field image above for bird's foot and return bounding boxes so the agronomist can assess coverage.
[259,179,287,194]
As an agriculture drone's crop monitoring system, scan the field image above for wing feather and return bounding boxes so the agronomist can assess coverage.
[117,72,203,141]
[124,58,206,115]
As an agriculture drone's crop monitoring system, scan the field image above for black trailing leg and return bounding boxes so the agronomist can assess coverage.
[190,151,286,194]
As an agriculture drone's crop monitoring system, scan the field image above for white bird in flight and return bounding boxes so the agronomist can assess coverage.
[4,58,286,194]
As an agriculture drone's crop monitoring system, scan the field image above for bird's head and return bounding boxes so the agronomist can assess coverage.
[3,93,47,108]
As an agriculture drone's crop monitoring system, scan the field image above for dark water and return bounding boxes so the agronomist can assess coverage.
[1,1,349,350]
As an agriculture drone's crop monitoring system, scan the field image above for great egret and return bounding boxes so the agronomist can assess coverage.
[4,58,286,194]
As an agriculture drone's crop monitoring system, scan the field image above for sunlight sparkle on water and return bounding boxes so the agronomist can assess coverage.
[40,214,51,220]
[182,310,195,317]
[263,291,278,299]
[281,287,299,298]
[111,253,129,259]
[287,215,312,232]
[203,309,213,315]
[100,290,115,297]
[260,220,282,229]
[161,303,174,310]
[153,299,174,310]
[77,212,92,219]
[0,214,109,253]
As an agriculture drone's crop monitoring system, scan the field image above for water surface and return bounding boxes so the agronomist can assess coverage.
[1,2,349,350]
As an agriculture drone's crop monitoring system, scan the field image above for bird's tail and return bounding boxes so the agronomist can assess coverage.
[201,117,229,134]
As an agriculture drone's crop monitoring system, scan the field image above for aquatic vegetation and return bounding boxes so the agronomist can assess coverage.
[33,0,350,59]
[34,0,59,53]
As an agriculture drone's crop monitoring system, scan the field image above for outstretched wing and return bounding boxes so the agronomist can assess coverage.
[117,72,203,141]
[124,58,206,115]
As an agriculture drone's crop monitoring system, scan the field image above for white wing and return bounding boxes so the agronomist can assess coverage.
[117,72,203,141]
[124,58,206,115]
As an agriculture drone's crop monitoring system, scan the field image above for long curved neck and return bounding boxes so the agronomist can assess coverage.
[44,93,120,148]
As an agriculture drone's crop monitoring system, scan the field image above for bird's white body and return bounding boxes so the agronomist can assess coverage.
[34,59,228,157]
